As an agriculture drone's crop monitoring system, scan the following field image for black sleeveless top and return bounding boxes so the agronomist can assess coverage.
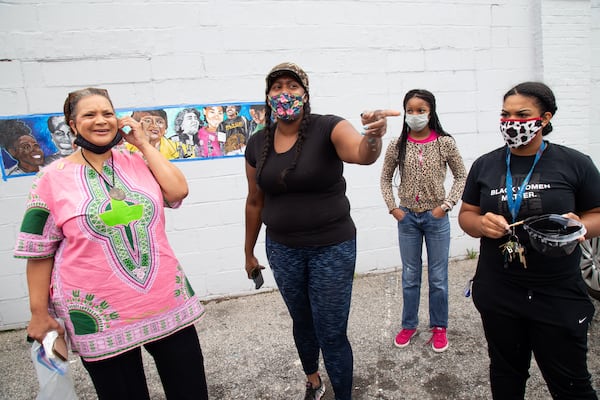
[245,114,356,247]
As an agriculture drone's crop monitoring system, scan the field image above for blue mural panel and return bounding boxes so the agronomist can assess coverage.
[0,102,266,180]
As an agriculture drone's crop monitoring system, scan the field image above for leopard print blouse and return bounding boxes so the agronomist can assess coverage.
[380,134,466,213]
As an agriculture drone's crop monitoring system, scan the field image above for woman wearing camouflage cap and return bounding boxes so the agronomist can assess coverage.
[244,62,399,400]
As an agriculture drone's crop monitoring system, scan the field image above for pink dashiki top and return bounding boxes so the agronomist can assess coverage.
[14,149,204,361]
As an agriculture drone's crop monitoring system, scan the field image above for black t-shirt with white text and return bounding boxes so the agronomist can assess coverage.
[462,141,600,287]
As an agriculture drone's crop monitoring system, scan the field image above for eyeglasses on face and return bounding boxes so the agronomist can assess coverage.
[140,117,166,127]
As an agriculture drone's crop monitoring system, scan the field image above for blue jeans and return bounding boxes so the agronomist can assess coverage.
[266,236,356,400]
[397,207,450,329]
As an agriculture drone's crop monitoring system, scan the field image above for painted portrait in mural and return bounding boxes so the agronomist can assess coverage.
[171,107,202,152]
[219,105,250,156]
[0,101,262,180]
[0,119,52,176]
[248,104,266,135]
[47,115,75,157]
[129,109,195,160]
[197,105,224,158]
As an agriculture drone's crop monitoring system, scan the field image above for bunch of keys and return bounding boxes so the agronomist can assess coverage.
[499,232,527,268]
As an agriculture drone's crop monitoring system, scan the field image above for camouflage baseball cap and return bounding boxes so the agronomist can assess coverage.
[266,62,309,93]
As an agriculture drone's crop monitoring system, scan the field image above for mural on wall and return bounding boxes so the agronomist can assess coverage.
[0,101,266,180]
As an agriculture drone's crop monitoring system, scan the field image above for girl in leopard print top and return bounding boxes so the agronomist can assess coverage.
[380,89,466,353]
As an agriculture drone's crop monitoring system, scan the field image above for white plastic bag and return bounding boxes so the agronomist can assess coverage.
[30,323,78,400]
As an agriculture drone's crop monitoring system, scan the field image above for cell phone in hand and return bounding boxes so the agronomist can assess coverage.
[118,127,131,135]
[251,267,264,290]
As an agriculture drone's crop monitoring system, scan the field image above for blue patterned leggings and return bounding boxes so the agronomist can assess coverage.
[266,236,356,400]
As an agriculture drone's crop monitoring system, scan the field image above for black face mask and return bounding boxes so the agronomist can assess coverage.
[74,131,123,154]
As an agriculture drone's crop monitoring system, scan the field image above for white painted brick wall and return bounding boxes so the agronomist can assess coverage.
[0,0,598,329]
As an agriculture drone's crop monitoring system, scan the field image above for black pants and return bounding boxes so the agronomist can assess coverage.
[473,277,597,399]
[81,325,208,400]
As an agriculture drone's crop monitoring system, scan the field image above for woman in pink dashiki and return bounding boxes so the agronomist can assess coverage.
[16,88,209,400]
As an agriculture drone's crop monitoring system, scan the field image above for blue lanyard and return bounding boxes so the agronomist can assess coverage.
[505,141,546,222]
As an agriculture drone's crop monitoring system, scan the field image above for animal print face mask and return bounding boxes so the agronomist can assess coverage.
[500,118,543,148]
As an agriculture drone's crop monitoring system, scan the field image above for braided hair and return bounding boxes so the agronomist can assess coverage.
[503,82,557,135]
[255,82,311,189]
[396,89,452,180]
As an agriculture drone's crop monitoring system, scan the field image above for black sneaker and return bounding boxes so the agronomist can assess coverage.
[304,376,326,400]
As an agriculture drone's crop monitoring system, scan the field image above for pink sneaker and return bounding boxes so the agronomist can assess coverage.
[428,327,448,352]
[394,328,417,348]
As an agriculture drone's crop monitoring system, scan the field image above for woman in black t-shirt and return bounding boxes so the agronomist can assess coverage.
[459,82,600,399]
[244,62,399,400]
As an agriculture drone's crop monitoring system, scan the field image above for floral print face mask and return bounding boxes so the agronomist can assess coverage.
[268,93,304,121]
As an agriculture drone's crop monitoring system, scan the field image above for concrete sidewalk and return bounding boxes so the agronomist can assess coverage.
[2,258,600,399]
